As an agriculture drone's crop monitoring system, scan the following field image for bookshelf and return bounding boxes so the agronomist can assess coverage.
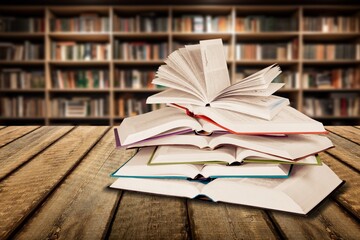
[0,5,359,126]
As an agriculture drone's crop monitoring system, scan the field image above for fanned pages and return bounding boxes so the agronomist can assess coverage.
[147,39,289,120]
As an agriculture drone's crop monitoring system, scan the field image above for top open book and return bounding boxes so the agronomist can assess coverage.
[147,39,289,120]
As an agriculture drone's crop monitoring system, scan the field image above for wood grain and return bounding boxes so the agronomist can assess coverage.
[12,128,134,240]
[0,126,108,240]
[0,126,74,181]
[187,200,279,239]
[319,152,360,219]
[326,132,360,172]
[0,126,6,130]
[108,191,189,240]
[270,200,360,240]
[0,126,40,148]
[326,126,360,145]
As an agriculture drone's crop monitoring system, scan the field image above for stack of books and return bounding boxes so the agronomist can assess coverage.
[110,39,344,215]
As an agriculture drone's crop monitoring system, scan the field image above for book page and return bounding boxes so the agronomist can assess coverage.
[220,83,285,97]
[147,89,205,106]
[192,106,326,134]
[150,145,236,165]
[200,39,230,102]
[118,107,203,145]
[113,147,203,179]
[185,44,206,92]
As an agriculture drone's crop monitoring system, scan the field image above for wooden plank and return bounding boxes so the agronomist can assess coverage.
[187,200,279,239]
[108,192,189,240]
[0,126,6,130]
[0,126,40,148]
[320,152,360,219]
[0,126,109,240]
[0,126,74,181]
[325,132,360,172]
[270,200,360,239]
[11,129,134,240]
[326,126,360,145]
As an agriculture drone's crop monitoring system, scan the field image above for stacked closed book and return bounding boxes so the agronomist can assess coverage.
[110,39,344,215]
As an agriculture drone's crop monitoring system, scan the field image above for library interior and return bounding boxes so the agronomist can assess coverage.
[0,0,359,126]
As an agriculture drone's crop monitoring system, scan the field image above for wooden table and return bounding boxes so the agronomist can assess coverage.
[0,126,359,240]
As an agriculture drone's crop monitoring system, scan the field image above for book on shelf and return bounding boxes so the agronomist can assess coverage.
[114,69,161,89]
[115,96,165,118]
[235,16,297,32]
[117,131,333,161]
[303,16,358,32]
[110,163,344,215]
[235,39,299,60]
[173,14,231,33]
[0,41,44,60]
[303,68,360,89]
[147,145,320,166]
[304,93,360,117]
[51,41,110,60]
[52,69,109,89]
[0,69,44,89]
[114,12,168,32]
[147,39,290,120]
[111,147,294,180]
[0,96,45,117]
[50,14,109,32]
[303,43,358,60]
[113,40,168,60]
[51,97,108,117]
[116,106,327,147]
[0,17,45,32]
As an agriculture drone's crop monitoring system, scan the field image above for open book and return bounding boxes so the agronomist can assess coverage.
[112,147,292,179]
[146,39,289,120]
[115,106,327,146]
[110,163,344,215]
[122,132,332,161]
[149,146,320,165]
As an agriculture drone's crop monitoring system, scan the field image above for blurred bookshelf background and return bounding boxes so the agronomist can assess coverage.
[0,1,359,126]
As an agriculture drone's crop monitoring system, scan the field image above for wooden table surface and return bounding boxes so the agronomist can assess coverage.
[0,126,359,240]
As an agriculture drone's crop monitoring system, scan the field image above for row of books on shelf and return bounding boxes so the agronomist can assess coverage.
[303,43,359,60]
[303,16,358,32]
[235,40,298,60]
[114,14,168,32]
[115,97,164,118]
[172,15,231,33]
[0,42,44,60]
[50,14,110,32]
[114,69,162,89]
[113,41,168,61]
[304,94,359,117]
[235,16,297,32]
[303,68,360,89]
[0,17,45,32]
[0,96,45,117]
[51,42,110,61]
[0,69,45,89]
[52,69,109,89]
[51,97,108,117]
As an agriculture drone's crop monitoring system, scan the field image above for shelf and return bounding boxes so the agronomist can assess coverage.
[303,88,360,92]
[0,32,45,39]
[236,32,298,40]
[235,60,299,65]
[302,32,360,41]
[113,32,169,39]
[49,32,110,41]
[278,89,300,93]
[49,117,110,120]
[172,32,232,41]
[49,60,110,66]
[0,89,45,93]
[113,60,164,65]
[302,60,360,65]
[114,88,163,93]
[312,116,360,120]
[0,117,45,120]
[0,60,45,66]
[49,89,110,93]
